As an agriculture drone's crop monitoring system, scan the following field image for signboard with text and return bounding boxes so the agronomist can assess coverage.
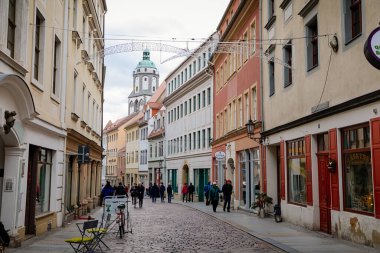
[364,26,380,70]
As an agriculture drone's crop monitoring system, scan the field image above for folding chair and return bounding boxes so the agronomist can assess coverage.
[87,214,111,252]
[65,219,98,253]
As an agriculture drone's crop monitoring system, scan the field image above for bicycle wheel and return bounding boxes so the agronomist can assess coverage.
[120,212,125,238]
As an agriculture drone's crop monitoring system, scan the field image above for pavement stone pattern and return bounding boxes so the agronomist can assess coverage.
[103,200,284,253]
[6,199,284,253]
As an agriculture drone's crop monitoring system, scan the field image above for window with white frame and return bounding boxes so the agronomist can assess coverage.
[251,87,257,121]
[35,148,52,215]
[250,21,256,55]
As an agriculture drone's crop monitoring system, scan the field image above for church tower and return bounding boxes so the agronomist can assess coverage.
[128,49,159,115]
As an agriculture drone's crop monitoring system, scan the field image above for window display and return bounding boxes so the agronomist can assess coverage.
[342,125,373,213]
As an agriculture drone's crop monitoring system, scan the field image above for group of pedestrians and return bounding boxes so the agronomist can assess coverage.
[101,179,233,213]
[204,180,233,212]
[147,182,174,203]
[130,183,145,208]
[180,182,195,202]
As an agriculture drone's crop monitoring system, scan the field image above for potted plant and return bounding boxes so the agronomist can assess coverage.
[251,193,273,217]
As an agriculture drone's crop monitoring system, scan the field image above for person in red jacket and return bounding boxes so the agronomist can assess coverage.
[181,183,188,202]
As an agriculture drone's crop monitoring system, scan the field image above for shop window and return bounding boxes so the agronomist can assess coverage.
[36,148,52,215]
[342,125,373,214]
[287,139,306,205]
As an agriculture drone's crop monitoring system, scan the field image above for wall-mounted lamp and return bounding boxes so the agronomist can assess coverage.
[327,158,336,173]
[3,110,16,134]
[246,118,264,144]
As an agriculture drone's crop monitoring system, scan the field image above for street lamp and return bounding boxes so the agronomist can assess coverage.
[246,118,263,144]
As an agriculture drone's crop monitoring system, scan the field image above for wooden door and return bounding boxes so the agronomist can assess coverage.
[317,153,331,234]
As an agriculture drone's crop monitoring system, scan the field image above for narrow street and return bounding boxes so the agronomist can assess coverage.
[100,200,283,253]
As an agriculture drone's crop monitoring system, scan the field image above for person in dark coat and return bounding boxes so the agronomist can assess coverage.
[148,183,152,198]
[159,182,166,203]
[209,182,221,212]
[167,184,173,203]
[115,182,126,197]
[151,183,159,203]
[130,183,138,207]
[188,183,195,202]
[101,181,114,203]
[137,183,145,208]
[222,179,233,212]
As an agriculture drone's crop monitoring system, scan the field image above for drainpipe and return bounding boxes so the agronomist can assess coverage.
[259,0,263,133]
[60,0,69,227]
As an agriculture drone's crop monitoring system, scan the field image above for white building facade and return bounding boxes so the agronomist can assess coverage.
[163,34,217,199]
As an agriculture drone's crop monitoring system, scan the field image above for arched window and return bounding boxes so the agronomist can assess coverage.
[134,100,139,112]
[142,75,149,90]
[129,101,134,114]
[139,99,144,110]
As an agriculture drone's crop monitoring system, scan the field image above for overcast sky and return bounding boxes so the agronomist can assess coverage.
[103,0,230,125]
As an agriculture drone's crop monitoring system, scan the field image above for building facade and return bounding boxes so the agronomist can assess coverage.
[125,112,143,188]
[212,0,261,210]
[260,0,380,249]
[0,0,106,244]
[64,0,106,222]
[164,34,216,199]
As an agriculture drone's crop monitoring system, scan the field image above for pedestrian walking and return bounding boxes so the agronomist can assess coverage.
[148,183,152,198]
[167,184,173,203]
[151,183,159,203]
[222,179,233,212]
[204,181,211,205]
[181,183,188,202]
[209,182,221,212]
[138,183,145,208]
[130,183,138,207]
[188,182,195,202]
[159,182,166,203]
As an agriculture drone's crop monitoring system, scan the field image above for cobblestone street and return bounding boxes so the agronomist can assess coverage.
[104,199,284,253]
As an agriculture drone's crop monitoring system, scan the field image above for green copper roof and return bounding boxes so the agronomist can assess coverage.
[136,50,157,69]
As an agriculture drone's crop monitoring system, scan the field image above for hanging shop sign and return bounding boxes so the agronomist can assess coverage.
[215,151,226,161]
[364,26,380,70]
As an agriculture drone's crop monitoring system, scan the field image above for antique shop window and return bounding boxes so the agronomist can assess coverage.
[36,148,52,215]
[342,125,373,214]
[287,138,306,205]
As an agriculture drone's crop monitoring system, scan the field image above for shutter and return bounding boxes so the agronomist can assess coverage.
[371,117,380,219]
[280,140,285,200]
[261,146,267,193]
[329,128,340,211]
[305,135,313,206]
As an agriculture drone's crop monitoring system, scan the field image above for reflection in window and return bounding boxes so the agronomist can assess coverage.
[36,148,52,215]
[343,125,373,214]
[287,139,306,205]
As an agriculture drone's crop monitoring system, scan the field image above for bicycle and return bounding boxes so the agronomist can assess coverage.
[115,200,132,239]
[115,204,125,239]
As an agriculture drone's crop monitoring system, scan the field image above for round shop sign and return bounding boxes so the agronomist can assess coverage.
[364,26,380,70]
[215,151,226,161]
